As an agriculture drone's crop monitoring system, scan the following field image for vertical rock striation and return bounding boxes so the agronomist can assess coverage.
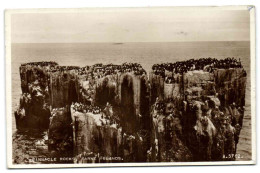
[71,63,150,162]
[71,105,123,163]
[48,106,73,160]
[149,58,246,161]
[15,58,247,162]
[49,66,80,108]
[15,62,57,130]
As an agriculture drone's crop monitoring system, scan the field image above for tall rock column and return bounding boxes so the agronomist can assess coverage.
[15,62,57,130]
[149,64,247,161]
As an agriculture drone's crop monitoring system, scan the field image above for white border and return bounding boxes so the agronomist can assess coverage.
[5,6,256,168]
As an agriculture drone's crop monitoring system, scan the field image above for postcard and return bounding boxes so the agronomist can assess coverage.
[5,6,256,168]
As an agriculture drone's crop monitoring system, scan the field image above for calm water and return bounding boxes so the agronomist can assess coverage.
[11,42,251,161]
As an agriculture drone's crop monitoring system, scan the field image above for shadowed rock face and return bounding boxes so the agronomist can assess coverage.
[50,69,79,108]
[149,66,246,161]
[48,106,73,160]
[15,58,246,162]
[70,107,123,163]
[121,76,135,133]
[15,62,56,130]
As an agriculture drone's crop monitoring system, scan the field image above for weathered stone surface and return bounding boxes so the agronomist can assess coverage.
[150,72,165,104]
[15,62,55,130]
[50,69,79,108]
[150,104,192,162]
[15,60,247,163]
[149,68,246,161]
[214,68,247,108]
[71,109,122,163]
[75,68,149,134]
[48,106,73,161]
[71,71,150,162]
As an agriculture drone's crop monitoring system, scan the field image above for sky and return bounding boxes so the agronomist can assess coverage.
[11,7,250,43]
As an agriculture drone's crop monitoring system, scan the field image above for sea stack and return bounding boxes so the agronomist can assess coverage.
[14,58,247,162]
[15,62,57,130]
[149,58,246,161]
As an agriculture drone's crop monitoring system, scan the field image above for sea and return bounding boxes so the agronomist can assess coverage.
[11,41,252,162]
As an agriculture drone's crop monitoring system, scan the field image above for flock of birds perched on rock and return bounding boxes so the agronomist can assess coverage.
[21,61,58,67]
[71,102,120,127]
[91,62,146,79]
[71,102,102,114]
[21,61,147,79]
[21,58,244,81]
[48,65,81,72]
[152,57,243,77]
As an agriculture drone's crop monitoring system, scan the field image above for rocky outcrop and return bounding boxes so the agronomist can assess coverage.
[75,65,150,134]
[15,59,247,162]
[71,106,122,163]
[149,67,246,161]
[214,68,247,109]
[48,106,73,160]
[15,62,57,130]
[72,65,150,162]
[49,68,79,108]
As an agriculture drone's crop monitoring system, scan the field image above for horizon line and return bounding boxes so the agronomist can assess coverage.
[11,40,250,44]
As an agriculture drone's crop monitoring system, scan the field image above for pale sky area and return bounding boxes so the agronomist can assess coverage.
[11,8,250,43]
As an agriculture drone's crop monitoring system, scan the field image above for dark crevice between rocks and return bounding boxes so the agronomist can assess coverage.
[121,76,135,134]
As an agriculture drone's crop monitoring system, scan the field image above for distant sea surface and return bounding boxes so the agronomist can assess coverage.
[11,41,251,161]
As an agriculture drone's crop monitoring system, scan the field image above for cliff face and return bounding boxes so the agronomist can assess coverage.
[149,68,246,161]
[73,70,150,162]
[71,109,122,163]
[15,60,247,162]
[214,68,247,108]
[76,70,150,134]
[48,106,73,160]
[15,62,57,130]
[50,69,79,108]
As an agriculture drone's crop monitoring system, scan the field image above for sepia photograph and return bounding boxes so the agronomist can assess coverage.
[5,6,256,168]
